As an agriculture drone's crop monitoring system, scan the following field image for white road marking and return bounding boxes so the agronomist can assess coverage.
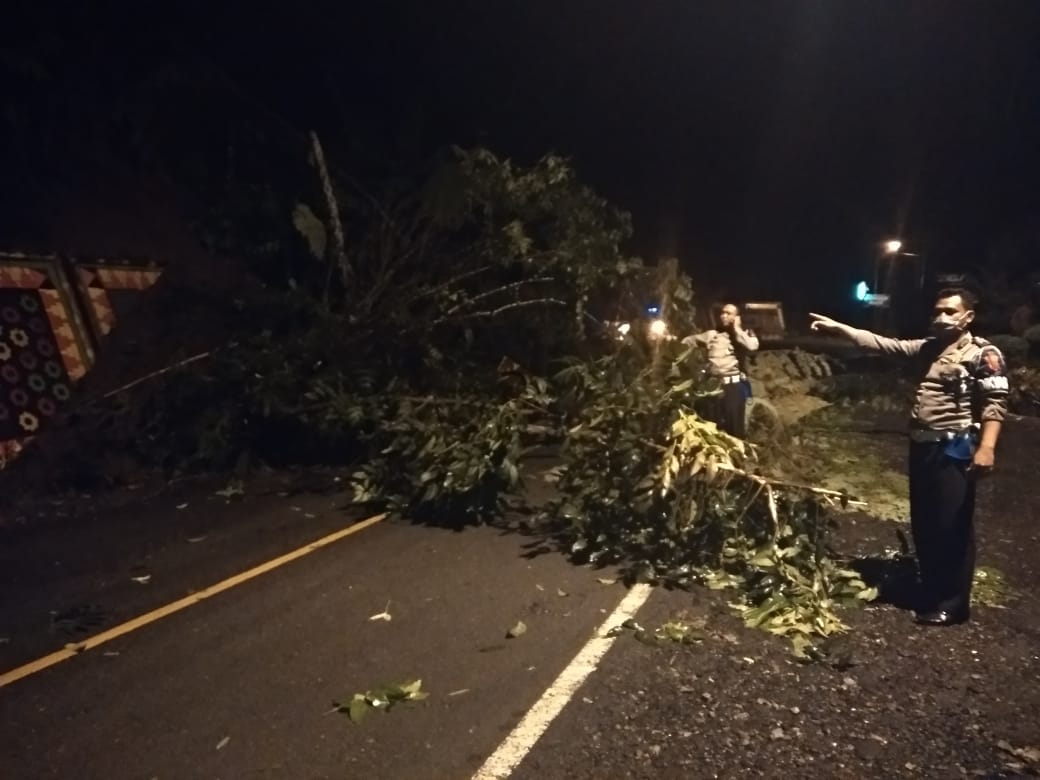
[472,583,653,780]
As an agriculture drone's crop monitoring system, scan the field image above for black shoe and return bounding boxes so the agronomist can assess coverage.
[914,609,969,626]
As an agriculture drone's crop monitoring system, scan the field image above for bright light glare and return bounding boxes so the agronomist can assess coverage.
[649,319,668,338]
[617,322,631,335]
[884,240,903,254]
[854,281,869,301]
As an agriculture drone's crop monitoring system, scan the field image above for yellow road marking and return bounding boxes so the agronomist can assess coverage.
[0,512,387,689]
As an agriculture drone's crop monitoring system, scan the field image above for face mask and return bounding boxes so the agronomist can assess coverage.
[930,313,968,337]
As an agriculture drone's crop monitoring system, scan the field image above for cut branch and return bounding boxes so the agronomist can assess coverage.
[721,465,870,507]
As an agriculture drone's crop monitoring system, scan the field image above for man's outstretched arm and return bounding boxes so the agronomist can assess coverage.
[682,330,715,347]
[809,312,927,358]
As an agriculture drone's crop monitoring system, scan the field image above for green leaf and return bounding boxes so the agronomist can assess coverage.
[399,679,424,697]
[348,697,370,723]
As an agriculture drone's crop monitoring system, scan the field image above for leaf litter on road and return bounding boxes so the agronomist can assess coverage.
[334,679,429,724]
[506,620,528,638]
[214,480,244,499]
[606,617,707,646]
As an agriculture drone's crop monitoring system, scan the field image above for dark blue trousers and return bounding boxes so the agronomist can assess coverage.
[908,441,977,615]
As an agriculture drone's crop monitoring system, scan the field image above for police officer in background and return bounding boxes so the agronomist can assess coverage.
[809,287,1009,626]
[684,303,760,439]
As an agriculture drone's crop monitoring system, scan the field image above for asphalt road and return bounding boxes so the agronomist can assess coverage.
[4,418,1039,779]
[0,469,638,780]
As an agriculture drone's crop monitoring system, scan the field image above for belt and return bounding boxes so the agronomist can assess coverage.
[908,428,962,444]
[719,374,747,385]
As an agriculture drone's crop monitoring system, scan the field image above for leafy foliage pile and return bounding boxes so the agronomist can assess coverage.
[1008,363,1040,416]
[346,373,549,525]
[545,336,876,656]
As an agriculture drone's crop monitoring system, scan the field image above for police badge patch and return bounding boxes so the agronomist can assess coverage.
[975,345,1010,391]
[977,346,1006,376]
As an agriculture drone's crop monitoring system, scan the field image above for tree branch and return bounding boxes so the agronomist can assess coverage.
[441,276,556,317]
[310,131,350,293]
[721,465,869,507]
[406,265,496,303]
[430,297,568,327]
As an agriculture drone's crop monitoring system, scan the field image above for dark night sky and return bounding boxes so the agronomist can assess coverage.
[7,1,1040,304]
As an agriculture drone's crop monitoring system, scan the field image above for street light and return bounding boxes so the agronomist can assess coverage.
[875,238,915,293]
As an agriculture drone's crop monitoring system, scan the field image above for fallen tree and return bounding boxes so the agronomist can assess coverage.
[2,145,875,655]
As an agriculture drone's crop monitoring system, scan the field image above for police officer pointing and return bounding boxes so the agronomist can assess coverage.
[810,287,1008,626]
[684,303,760,439]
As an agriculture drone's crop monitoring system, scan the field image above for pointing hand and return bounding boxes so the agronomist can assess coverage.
[809,312,840,333]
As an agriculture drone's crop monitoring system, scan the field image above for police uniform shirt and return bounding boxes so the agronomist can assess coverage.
[683,328,760,378]
[846,328,1009,431]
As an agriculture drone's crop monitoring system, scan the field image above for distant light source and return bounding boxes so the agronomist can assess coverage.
[854,281,869,302]
[648,319,668,338]
[616,322,631,336]
[646,304,660,315]
[884,240,903,254]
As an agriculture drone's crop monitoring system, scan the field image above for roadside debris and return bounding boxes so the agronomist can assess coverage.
[368,601,392,622]
[997,739,1040,771]
[506,620,528,638]
[334,679,429,724]
[214,481,245,499]
[972,566,1015,607]
[606,618,707,646]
